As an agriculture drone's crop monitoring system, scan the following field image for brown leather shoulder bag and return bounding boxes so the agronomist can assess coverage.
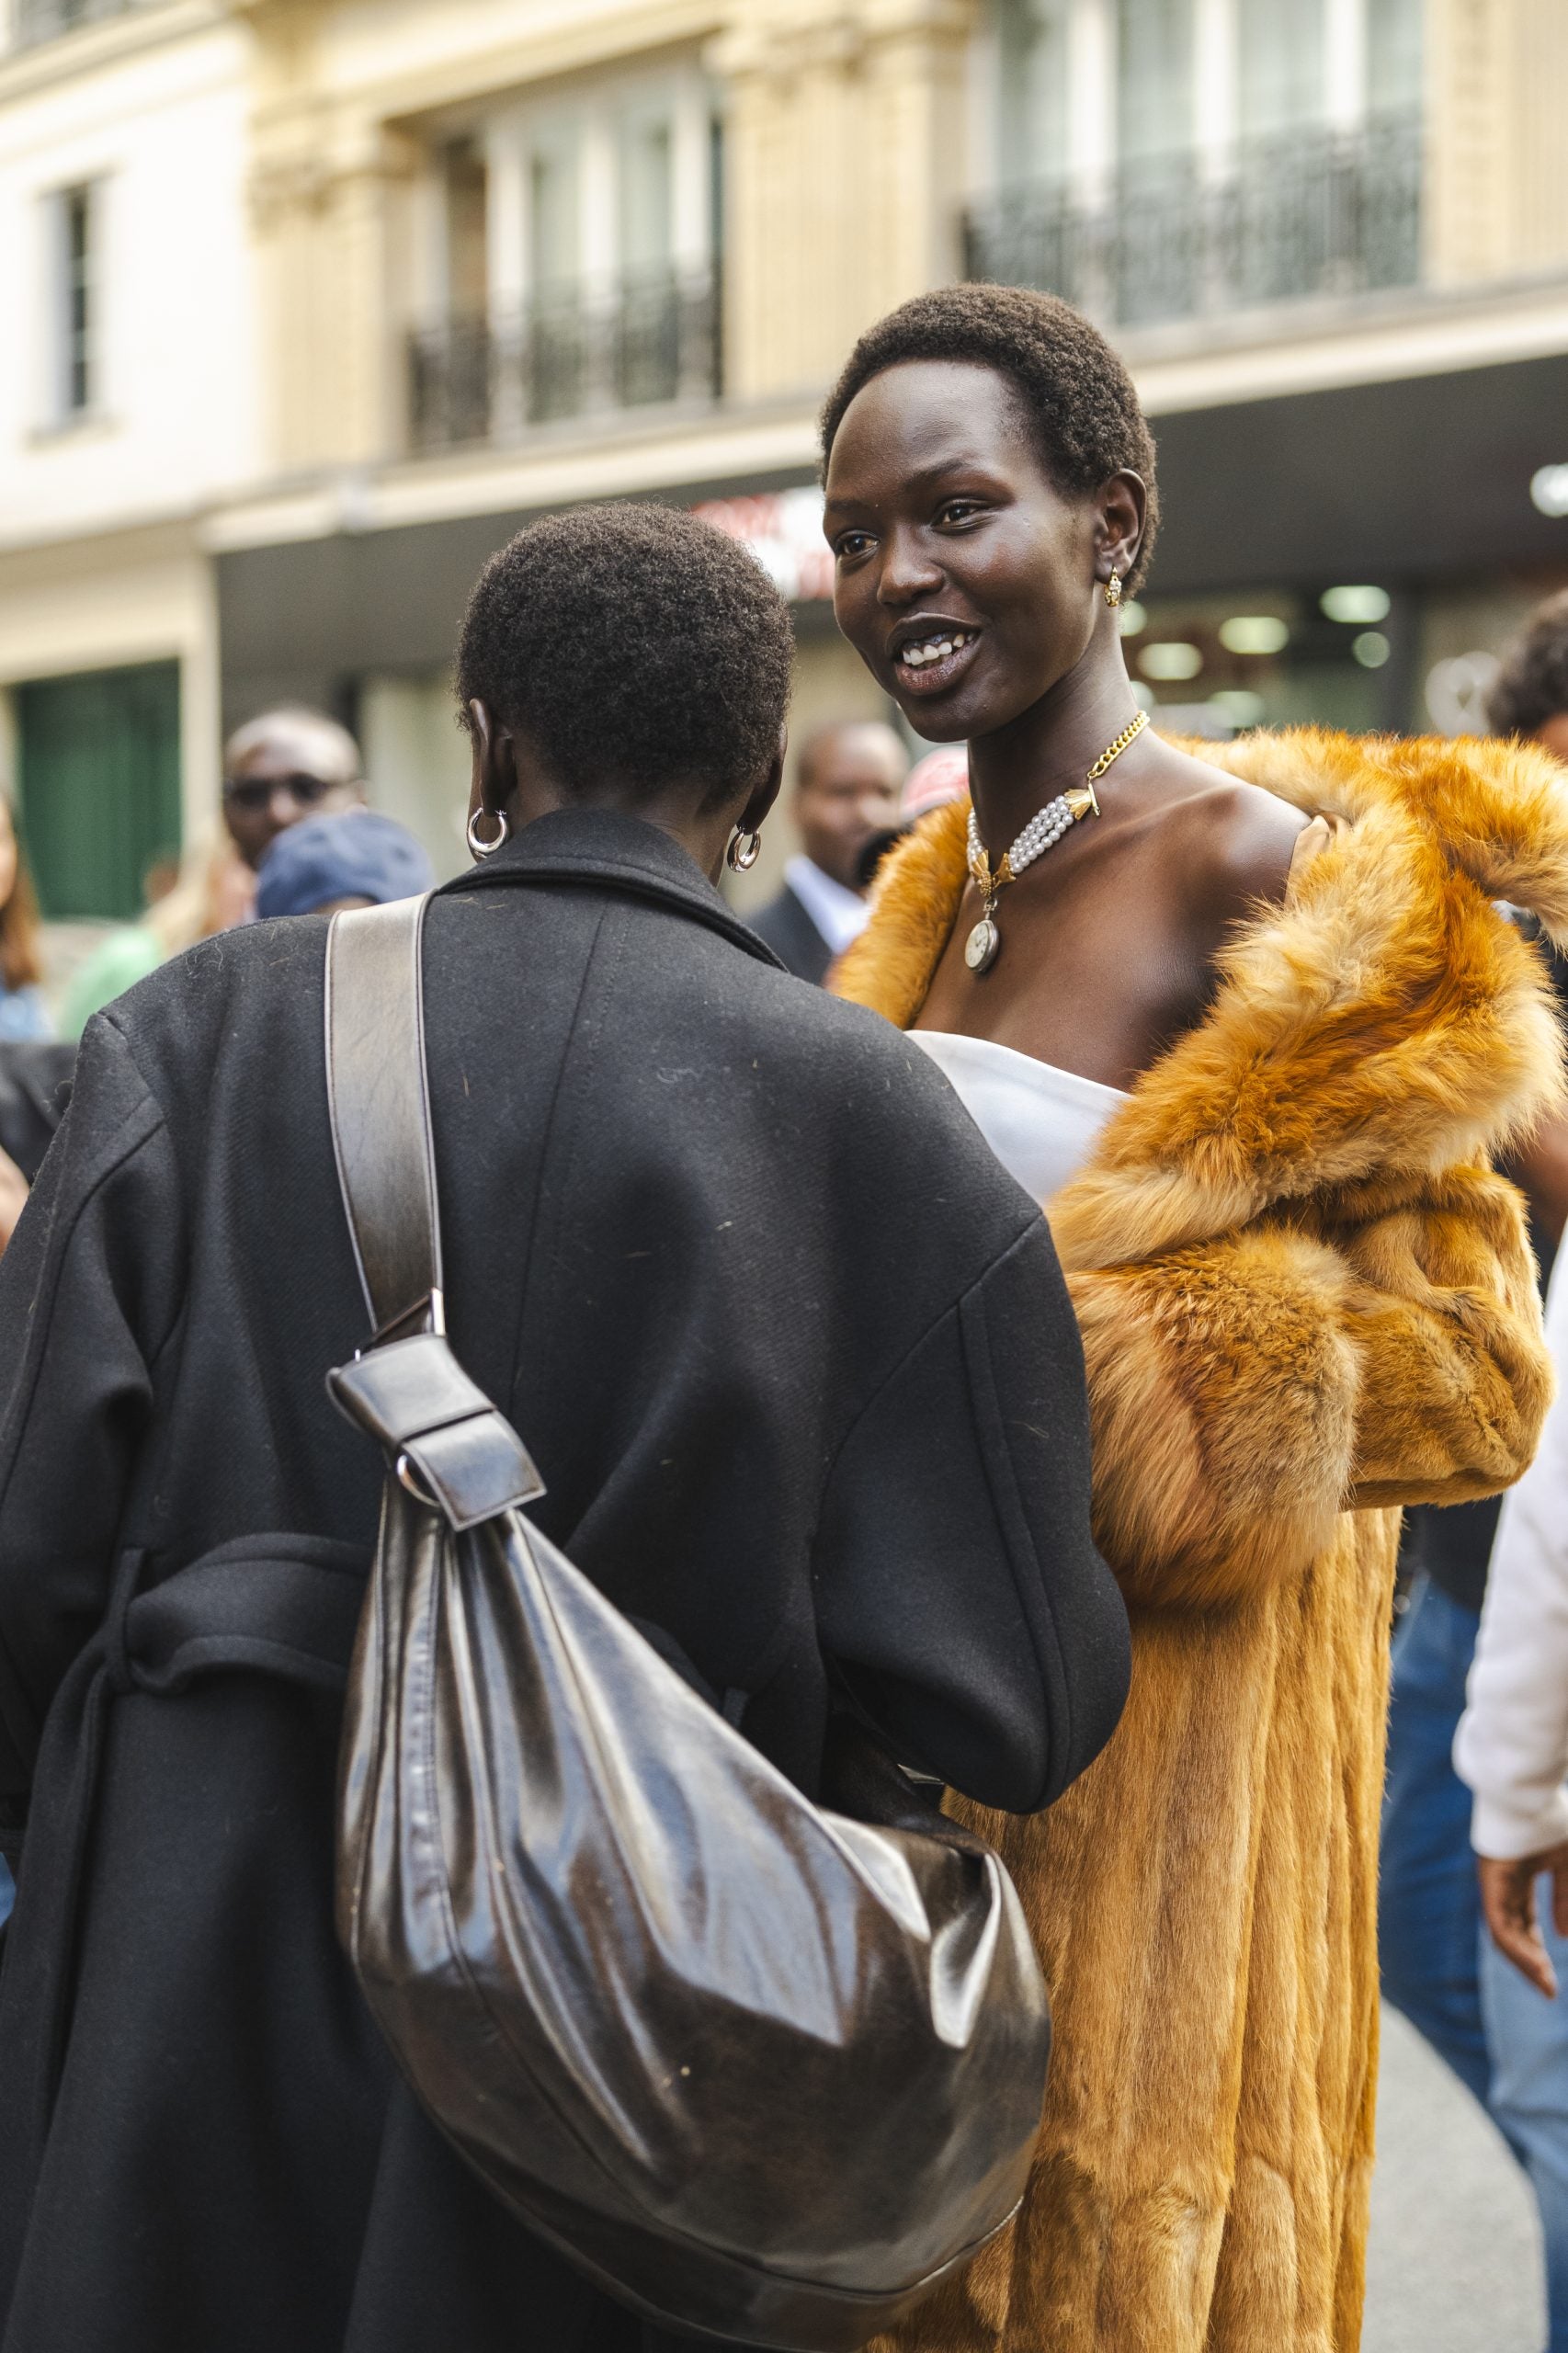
[324,893,1051,2351]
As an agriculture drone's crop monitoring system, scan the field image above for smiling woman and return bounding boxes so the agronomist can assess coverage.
[824,284,1564,2353]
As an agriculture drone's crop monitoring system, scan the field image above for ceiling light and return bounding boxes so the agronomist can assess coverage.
[1321,585,1391,625]
[1353,631,1391,668]
[1118,598,1147,636]
[1139,641,1202,681]
[1531,464,1568,517]
[1219,615,1289,655]
[1209,689,1266,726]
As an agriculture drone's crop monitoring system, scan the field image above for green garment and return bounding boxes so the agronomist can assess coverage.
[60,926,163,1039]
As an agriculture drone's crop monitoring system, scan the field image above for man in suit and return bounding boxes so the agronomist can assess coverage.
[748,722,906,983]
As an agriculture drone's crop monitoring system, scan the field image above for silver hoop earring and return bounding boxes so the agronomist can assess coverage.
[467,807,510,858]
[727,828,762,872]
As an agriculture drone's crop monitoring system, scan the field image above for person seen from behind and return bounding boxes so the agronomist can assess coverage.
[748,719,906,980]
[0,502,1129,2353]
[824,282,1560,2353]
[61,706,366,1035]
[255,810,434,922]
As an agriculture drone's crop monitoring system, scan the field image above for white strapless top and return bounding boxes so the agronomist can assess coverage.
[913,1031,1128,1207]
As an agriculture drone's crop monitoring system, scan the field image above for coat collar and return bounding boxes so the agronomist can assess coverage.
[834,728,1568,1268]
[437,807,785,971]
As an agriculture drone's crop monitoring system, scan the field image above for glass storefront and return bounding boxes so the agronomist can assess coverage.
[1125,574,1568,739]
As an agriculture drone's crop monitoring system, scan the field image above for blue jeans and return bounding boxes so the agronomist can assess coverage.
[1381,1575,1568,2350]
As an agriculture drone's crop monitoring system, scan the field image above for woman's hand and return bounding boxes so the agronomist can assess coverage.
[1478,1844,1568,1998]
[0,1147,28,1255]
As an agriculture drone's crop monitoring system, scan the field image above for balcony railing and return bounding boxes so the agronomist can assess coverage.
[408,267,722,454]
[14,0,144,46]
[964,112,1422,332]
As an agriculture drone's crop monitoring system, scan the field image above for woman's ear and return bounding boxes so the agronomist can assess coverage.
[1097,471,1148,590]
[467,699,519,827]
[738,727,787,838]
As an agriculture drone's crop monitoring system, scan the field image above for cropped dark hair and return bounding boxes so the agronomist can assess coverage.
[1489,590,1568,740]
[457,503,793,806]
[820,285,1160,593]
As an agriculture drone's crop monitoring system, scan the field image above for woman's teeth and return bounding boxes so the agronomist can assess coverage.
[900,630,974,669]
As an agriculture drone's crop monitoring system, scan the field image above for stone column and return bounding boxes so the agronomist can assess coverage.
[715,0,976,405]
[1426,0,1568,286]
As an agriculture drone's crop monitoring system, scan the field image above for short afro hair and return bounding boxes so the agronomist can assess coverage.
[1489,590,1568,739]
[820,285,1160,593]
[457,502,793,807]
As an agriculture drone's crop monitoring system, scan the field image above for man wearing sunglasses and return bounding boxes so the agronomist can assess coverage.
[61,708,367,1038]
[221,707,366,868]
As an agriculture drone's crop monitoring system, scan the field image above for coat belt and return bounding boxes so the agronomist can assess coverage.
[0,1533,369,2294]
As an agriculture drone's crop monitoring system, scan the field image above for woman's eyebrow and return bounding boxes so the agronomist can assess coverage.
[824,455,1007,519]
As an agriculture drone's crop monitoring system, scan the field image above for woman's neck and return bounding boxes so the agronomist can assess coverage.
[967,643,1145,854]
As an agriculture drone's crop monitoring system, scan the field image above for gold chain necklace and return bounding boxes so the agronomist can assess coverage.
[963,708,1149,976]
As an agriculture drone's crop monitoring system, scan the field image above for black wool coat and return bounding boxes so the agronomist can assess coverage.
[0,811,1129,2353]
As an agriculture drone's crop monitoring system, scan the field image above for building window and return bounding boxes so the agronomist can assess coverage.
[1117,0,1195,171]
[49,183,97,422]
[967,0,1422,331]
[408,63,722,452]
[15,0,143,51]
[992,0,1071,190]
[1238,0,1325,140]
[1368,0,1424,112]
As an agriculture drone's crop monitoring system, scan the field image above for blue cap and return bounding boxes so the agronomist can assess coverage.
[256,811,436,921]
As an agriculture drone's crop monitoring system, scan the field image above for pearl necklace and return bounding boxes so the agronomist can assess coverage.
[963,709,1149,975]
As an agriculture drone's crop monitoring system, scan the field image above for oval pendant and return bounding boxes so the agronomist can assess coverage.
[965,915,1001,974]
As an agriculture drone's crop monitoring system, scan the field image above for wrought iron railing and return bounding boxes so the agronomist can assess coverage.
[964,112,1422,330]
[408,267,722,453]
[14,0,144,45]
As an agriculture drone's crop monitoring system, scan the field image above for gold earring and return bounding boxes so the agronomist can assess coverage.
[1104,570,1123,608]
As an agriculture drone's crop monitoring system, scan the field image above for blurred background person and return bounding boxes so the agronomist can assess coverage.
[61,708,366,1036]
[1456,1233,1568,2353]
[1491,591,1568,764]
[748,720,906,981]
[901,745,971,823]
[0,800,49,1045]
[218,705,367,871]
[1381,587,1568,2352]
[254,809,434,921]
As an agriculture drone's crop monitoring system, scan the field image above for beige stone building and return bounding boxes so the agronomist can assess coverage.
[4,0,1568,913]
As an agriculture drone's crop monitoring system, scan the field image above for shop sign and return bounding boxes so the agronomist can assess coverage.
[692,487,834,602]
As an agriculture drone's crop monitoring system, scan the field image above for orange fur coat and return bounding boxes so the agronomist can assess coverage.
[834,730,1566,2353]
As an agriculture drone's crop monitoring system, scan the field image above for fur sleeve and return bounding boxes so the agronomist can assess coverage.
[1066,1227,1361,1610]
[1335,1165,1553,1509]
[1066,1169,1552,1610]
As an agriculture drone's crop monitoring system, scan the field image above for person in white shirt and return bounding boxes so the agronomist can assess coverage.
[748,722,906,983]
[1460,1245,1568,1994]
[1448,587,1568,2353]
[1454,1228,1568,2353]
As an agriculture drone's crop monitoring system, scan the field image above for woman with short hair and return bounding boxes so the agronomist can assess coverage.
[825,284,1563,2353]
[0,501,1129,2353]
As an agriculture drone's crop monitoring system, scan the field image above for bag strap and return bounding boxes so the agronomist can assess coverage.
[324,894,547,1521]
[324,894,444,1344]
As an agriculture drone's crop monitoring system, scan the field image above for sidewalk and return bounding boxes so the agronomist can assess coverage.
[1365,2002,1544,2352]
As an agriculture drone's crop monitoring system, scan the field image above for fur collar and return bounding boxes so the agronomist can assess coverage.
[834,729,1568,1269]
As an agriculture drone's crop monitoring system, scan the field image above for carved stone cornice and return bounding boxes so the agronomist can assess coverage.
[247,120,417,231]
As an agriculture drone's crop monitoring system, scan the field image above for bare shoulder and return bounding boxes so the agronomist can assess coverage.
[1154,745,1310,912]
